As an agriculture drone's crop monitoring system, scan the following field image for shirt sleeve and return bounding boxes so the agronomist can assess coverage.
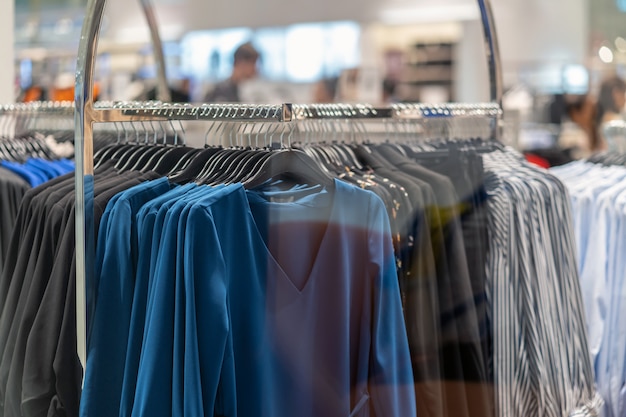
[81,202,134,417]
[132,207,183,417]
[366,194,417,417]
[181,205,230,417]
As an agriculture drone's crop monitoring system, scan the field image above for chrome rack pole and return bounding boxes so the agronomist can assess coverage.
[75,0,170,372]
[140,0,171,102]
[477,0,503,139]
[74,0,105,370]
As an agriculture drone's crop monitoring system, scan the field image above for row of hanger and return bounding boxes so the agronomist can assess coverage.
[94,140,337,189]
[0,99,501,190]
[0,135,57,162]
[91,114,499,191]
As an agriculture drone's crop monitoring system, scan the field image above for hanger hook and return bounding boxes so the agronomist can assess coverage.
[165,119,176,146]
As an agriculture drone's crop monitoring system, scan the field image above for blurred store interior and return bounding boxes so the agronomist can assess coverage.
[4,0,626,150]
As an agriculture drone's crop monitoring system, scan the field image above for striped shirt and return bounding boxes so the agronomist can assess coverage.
[483,150,601,417]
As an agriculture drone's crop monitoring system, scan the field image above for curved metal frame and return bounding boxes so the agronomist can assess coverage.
[140,0,171,102]
[478,0,502,107]
[74,0,503,369]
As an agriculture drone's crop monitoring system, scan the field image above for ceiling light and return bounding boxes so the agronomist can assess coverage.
[599,46,614,63]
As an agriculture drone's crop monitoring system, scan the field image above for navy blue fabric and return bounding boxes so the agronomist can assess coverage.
[81,178,171,417]
[131,185,226,417]
[119,184,193,417]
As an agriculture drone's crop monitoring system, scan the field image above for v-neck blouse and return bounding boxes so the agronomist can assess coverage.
[184,179,416,417]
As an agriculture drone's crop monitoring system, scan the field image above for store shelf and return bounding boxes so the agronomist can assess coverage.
[398,41,456,102]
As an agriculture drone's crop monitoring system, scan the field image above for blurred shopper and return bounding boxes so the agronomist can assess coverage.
[312,77,338,103]
[382,78,398,104]
[204,42,260,103]
[558,94,604,158]
[597,76,626,125]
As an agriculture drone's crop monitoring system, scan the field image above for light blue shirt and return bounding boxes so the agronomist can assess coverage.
[550,162,626,417]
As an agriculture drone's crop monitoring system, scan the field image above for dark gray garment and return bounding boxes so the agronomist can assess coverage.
[0,167,30,273]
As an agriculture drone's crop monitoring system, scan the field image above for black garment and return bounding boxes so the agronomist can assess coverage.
[396,146,494,417]
[412,150,492,379]
[20,172,159,417]
[0,161,115,314]
[376,145,490,416]
[0,167,119,386]
[3,172,125,414]
[0,167,30,273]
[0,174,79,395]
[355,143,492,417]
[0,171,100,414]
[0,163,159,417]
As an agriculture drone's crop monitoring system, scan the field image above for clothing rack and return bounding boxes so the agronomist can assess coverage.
[292,103,502,120]
[73,0,503,369]
[0,101,75,138]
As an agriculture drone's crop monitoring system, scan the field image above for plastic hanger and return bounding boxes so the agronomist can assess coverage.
[127,146,167,172]
[234,124,285,184]
[204,148,251,185]
[115,120,160,171]
[115,145,150,171]
[193,148,238,182]
[230,150,272,183]
[168,146,223,184]
[243,148,335,190]
[0,142,12,161]
[191,118,242,181]
[206,124,251,180]
[94,122,132,167]
[3,139,26,162]
[159,147,201,176]
[242,125,335,189]
[147,146,197,175]
[201,122,265,184]
[168,116,233,184]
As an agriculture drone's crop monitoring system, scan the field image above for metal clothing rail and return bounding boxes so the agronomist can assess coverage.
[291,103,501,120]
[0,101,76,137]
[74,0,504,369]
[0,101,75,116]
[112,102,294,122]
[0,101,500,121]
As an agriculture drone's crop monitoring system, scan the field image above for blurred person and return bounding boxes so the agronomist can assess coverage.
[597,76,626,125]
[382,78,398,104]
[204,42,260,103]
[312,77,338,103]
[558,94,604,158]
